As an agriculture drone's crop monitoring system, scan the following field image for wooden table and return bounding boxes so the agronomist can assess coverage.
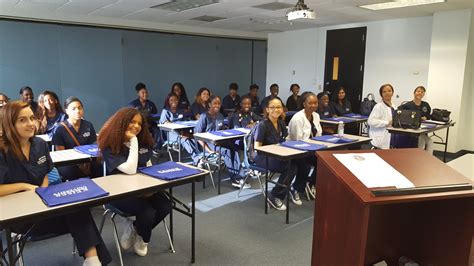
[0,164,208,265]
[312,148,474,265]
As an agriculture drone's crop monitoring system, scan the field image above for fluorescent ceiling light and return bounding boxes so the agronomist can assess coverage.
[151,0,219,12]
[359,0,445,10]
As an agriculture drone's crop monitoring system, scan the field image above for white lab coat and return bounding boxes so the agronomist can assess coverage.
[368,102,394,149]
[288,110,323,140]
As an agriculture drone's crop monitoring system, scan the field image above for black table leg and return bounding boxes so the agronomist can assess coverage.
[191,181,195,264]
[5,229,14,266]
[265,156,269,214]
[169,187,174,243]
[218,146,222,195]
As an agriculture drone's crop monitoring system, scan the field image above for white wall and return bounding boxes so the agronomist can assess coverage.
[427,9,473,153]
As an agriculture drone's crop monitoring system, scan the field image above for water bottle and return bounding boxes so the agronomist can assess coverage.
[337,121,344,137]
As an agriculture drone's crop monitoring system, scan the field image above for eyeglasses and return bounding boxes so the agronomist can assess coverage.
[268,106,282,110]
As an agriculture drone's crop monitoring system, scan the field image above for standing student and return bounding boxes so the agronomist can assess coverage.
[40,90,66,137]
[331,86,352,116]
[368,84,395,149]
[260,83,284,113]
[98,108,172,257]
[195,96,247,188]
[19,86,40,117]
[0,101,111,266]
[254,98,297,211]
[286,84,301,112]
[288,92,322,201]
[190,87,210,120]
[128,82,160,148]
[221,82,241,116]
[52,97,101,180]
[400,86,433,153]
[169,82,190,112]
[229,95,261,129]
[247,84,260,112]
[0,93,9,108]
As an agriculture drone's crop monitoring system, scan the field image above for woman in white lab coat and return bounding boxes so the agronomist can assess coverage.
[368,84,395,149]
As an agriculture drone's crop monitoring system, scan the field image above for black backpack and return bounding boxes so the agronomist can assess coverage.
[243,122,260,165]
[360,93,376,116]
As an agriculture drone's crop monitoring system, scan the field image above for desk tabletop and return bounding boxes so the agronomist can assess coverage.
[447,154,473,181]
[193,128,249,143]
[50,149,92,164]
[158,122,197,131]
[320,117,368,125]
[387,121,454,135]
[36,134,51,142]
[316,148,474,204]
[306,134,371,149]
[0,163,208,227]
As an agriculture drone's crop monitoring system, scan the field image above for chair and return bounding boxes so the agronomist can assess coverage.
[98,204,175,266]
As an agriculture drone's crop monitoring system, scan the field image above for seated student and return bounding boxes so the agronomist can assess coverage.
[368,84,395,149]
[0,93,9,108]
[40,90,67,137]
[195,96,247,188]
[190,87,210,120]
[400,86,433,154]
[0,101,111,266]
[98,108,172,257]
[52,97,102,180]
[247,84,260,113]
[19,86,39,117]
[317,91,336,134]
[286,83,302,112]
[254,98,297,211]
[168,82,190,112]
[230,95,261,129]
[260,83,285,114]
[221,82,241,116]
[331,86,352,116]
[128,82,160,148]
[288,92,322,202]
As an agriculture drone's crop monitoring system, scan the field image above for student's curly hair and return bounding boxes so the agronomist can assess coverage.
[98,107,154,154]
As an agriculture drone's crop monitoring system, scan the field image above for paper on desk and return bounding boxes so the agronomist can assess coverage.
[333,153,415,189]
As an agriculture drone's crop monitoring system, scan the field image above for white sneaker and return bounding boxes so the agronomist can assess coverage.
[133,234,148,257]
[305,183,316,200]
[232,179,251,189]
[267,195,287,211]
[120,219,136,250]
[289,189,303,205]
[83,256,101,266]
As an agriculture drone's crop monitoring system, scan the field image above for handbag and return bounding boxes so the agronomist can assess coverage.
[360,93,376,116]
[392,109,421,129]
[431,108,451,123]
[60,122,91,176]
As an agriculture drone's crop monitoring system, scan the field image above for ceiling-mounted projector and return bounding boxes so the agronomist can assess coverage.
[286,0,316,21]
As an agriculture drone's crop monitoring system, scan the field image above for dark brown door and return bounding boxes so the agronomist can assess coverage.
[324,27,366,113]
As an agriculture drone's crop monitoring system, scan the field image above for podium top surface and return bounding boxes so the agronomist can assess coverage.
[316,148,474,204]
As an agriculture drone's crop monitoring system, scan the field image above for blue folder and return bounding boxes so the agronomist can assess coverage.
[343,113,368,119]
[312,135,357,144]
[280,140,327,151]
[210,129,246,137]
[322,117,355,123]
[139,161,203,181]
[73,144,100,156]
[36,178,109,207]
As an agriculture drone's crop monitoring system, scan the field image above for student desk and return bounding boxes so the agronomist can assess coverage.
[0,165,208,265]
[312,148,473,265]
[255,134,371,224]
[387,121,455,162]
[320,116,368,136]
[158,121,197,162]
[447,153,473,180]
[193,128,249,194]
[50,149,96,167]
[36,134,52,143]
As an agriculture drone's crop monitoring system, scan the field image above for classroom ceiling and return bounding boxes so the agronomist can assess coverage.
[0,0,473,37]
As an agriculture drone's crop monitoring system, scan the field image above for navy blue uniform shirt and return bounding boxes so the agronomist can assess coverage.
[255,118,287,146]
[195,112,226,133]
[45,112,67,136]
[230,111,261,129]
[0,137,53,185]
[190,102,208,120]
[221,95,241,111]
[102,145,152,175]
[159,108,186,123]
[317,105,336,119]
[52,119,97,149]
[332,100,352,116]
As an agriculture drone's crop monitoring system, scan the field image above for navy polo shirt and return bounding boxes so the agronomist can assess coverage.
[128,99,158,118]
[332,100,352,116]
[190,102,208,119]
[195,112,226,133]
[255,118,287,146]
[159,108,186,123]
[0,137,53,186]
[52,119,97,149]
[221,95,241,111]
[317,105,336,119]
[45,112,67,136]
[102,145,152,175]
[230,111,261,128]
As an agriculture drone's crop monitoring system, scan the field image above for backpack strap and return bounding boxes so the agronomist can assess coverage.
[60,122,81,147]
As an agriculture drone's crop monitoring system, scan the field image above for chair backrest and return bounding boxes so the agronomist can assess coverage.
[242,122,260,167]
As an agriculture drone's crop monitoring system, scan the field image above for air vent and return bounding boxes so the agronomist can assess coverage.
[253,2,294,11]
[191,15,225,22]
[151,0,219,12]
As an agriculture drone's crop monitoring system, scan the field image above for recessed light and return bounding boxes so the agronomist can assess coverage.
[151,0,219,12]
[359,0,445,10]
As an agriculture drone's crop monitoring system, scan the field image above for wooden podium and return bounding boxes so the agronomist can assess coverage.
[312,149,474,265]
